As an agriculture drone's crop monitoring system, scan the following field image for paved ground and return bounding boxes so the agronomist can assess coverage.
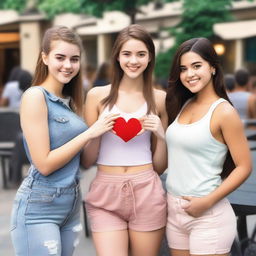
[0,165,97,256]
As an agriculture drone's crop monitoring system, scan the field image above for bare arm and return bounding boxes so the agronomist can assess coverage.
[81,86,117,168]
[21,88,115,176]
[144,89,168,174]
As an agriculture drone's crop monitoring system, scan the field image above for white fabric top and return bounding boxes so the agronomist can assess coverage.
[2,81,22,108]
[97,103,152,166]
[165,98,228,197]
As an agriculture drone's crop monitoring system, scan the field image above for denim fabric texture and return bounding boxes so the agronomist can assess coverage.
[11,86,87,255]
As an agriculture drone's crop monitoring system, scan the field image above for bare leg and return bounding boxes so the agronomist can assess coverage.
[129,228,165,256]
[92,230,129,256]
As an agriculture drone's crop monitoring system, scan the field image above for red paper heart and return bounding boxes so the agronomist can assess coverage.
[113,117,142,142]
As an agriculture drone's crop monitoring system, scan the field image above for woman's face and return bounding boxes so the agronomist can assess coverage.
[118,38,150,80]
[179,51,215,94]
[42,40,81,85]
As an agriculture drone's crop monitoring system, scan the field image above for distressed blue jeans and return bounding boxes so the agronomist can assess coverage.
[11,177,82,256]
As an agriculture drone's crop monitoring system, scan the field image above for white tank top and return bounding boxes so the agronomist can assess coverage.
[165,98,228,197]
[97,103,152,166]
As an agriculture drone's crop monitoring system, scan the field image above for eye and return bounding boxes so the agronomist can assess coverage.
[71,58,79,63]
[194,64,201,69]
[56,56,64,61]
[180,67,187,72]
[138,52,146,57]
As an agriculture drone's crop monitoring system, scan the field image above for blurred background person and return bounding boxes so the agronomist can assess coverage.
[0,67,32,109]
[92,61,111,87]
[83,64,96,92]
[224,73,235,93]
[228,68,256,120]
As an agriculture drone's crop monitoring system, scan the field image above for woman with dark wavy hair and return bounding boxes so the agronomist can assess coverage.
[165,37,251,256]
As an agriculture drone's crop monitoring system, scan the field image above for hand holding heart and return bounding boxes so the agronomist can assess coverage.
[112,114,165,142]
[140,114,165,140]
[88,113,120,139]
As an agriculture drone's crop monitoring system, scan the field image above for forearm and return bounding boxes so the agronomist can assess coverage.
[206,165,251,207]
[81,137,101,168]
[152,138,167,174]
[35,130,93,175]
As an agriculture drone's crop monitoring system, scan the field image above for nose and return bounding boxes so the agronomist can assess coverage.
[130,55,138,64]
[187,68,195,77]
[63,59,72,68]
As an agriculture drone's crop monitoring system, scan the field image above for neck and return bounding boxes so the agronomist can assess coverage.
[40,76,64,98]
[119,75,144,92]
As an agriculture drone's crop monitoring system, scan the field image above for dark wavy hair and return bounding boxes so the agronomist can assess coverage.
[166,37,234,179]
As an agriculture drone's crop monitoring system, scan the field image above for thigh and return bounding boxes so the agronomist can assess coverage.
[129,228,165,256]
[190,199,236,255]
[26,223,61,256]
[92,230,129,256]
[170,249,189,256]
[61,190,82,256]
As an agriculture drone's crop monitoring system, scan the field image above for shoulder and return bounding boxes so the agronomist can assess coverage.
[153,88,166,111]
[86,84,111,102]
[21,87,46,107]
[214,100,241,125]
[153,88,166,100]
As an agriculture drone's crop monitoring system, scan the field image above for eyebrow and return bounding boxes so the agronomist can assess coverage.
[121,50,147,53]
[180,61,202,67]
[55,54,80,58]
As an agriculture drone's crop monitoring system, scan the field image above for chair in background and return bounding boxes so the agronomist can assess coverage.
[0,108,21,188]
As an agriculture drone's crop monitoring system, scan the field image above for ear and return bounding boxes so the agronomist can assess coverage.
[41,52,48,65]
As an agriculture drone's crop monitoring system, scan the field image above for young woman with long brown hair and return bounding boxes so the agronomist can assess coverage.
[165,37,251,256]
[10,26,118,256]
[84,24,168,256]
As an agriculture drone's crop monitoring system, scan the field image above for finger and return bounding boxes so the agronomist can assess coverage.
[136,128,145,136]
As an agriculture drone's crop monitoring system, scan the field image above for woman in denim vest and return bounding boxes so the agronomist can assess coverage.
[10,26,118,256]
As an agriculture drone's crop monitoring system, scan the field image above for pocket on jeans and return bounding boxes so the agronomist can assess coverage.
[10,199,21,231]
[28,191,55,203]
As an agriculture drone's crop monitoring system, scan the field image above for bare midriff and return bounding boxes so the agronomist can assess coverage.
[97,163,153,174]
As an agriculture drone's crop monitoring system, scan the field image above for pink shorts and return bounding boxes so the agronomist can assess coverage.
[85,169,167,232]
[166,193,237,255]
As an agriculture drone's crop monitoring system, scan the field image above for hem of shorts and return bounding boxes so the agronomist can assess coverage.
[189,249,231,255]
[91,226,127,232]
[129,222,166,232]
[169,246,231,255]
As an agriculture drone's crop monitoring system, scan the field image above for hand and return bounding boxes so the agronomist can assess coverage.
[181,196,212,217]
[88,113,120,139]
[139,114,165,140]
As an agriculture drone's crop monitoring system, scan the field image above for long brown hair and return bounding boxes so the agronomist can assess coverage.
[166,37,234,179]
[32,26,84,116]
[101,24,156,114]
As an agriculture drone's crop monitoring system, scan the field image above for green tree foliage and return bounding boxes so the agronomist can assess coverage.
[155,0,233,79]
[0,0,27,11]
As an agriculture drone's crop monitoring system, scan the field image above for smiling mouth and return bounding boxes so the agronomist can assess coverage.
[188,79,199,84]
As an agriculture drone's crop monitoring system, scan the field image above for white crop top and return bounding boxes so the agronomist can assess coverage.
[165,98,228,197]
[97,103,152,166]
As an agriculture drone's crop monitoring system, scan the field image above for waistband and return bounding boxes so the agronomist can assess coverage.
[95,169,156,183]
[22,176,80,193]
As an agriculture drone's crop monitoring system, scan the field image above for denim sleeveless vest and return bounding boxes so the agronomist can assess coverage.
[24,86,87,186]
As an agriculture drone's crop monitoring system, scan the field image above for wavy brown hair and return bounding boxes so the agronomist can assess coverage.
[101,24,156,114]
[32,26,84,116]
[166,37,234,179]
